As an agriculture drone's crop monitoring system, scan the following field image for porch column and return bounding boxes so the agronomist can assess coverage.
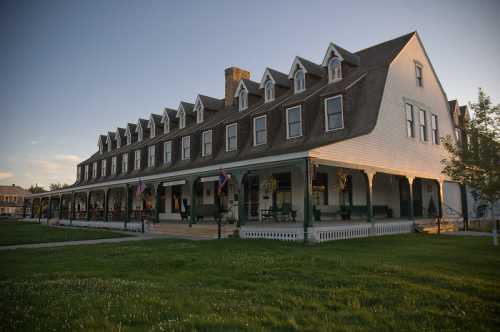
[48,197,52,219]
[125,184,131,226]
[70,192,75,221]
[86,191,91,221]
[303,158,314,241]
[22,200,27,218]
[104,189,109,221]
[232,171,246,227]
[364,170,376,231]
[437,180,444,234]
[407,176,415,222]
[154,183,160,224]
[30,200,34,218]
[190,177,198,227]
[59,195,63,219]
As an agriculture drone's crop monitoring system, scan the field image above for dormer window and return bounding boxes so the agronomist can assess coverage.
[264,80,274,103]
[164,118,170,133]
[294,69,305,94]
[328,57,342,83]
[238,88,248,111]
[107,137,112,152]
[149,119,156,138]
[126,131,132,145]
[178,109,186,129]
[195,103,203,124]
[137,125,143,142]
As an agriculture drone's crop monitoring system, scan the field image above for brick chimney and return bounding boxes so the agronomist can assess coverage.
[225,67,250,107]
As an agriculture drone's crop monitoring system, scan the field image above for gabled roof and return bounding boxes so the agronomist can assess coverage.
[321,42,360,67]
[137,118,149,131]
[288,56,325,78]
[198,95,225,111]
[116,127,125,138]
[234,79,262,97]
[149,114,162,127]
[354,31,415,67]
[106,132,115,143]
[162,108,177,122]
[125,123,137,135]
[179,101,194,113]
[259,68,291,88]
[98,135,107,145]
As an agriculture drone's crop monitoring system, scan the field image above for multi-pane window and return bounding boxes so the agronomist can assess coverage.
[164,141,172,164]
[134,150,141,170]
[138,126,143,142]
[77,166,81,181]
[92,162,97,178]
[286,106,302,138]
[415,64,423,87]
[179,110,186,129]
[148,145,155,167]
[239,89,248,111]
[202,130,212,156]
[253,115,267,146]
[419,109,427,142]
[126,131,132,145]
[111,156,117,175]
[264,80,274,103]
[101,159,107,177]
[325,95,343,131]
[405,103,415,138]
[122,153,128,173]
[107,138,112,152]
[328,57,342,82]
[182,136,191,160]
[294,69,305,93]
[196,104,203,123]
[85,165,89,180]
[226,123,237,152]
[431,114,439,145]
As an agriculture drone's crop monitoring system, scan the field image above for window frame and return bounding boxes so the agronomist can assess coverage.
[419,108,428,142]
[85,164,89,180]
[92,162,97,178]
[324,95,344,132]
[134,150,141,170]
[294,68,305,94]
[111,156,117,175]
[405,103,415,138]
[178,110,186,129]
[253,115,267,146]
[415,63,423,87]
[202,130,213,157]
[148,145,156,167]
[122,153,128,173]
[182,136,191,160]
[431,114,439,145]
[286,105,303,139]
[226,123,238,152]
[264,80,274,103]
[101,159,107,177]
[328,57,342,83]
[164,141,172,164]
[238,88,248,111]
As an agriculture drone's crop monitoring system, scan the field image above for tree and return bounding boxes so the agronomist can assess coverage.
[441,88,500,245]
[28,184,46,193]
[49,183,70,191]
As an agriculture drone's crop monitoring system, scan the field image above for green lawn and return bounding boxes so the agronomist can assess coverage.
[0,235,499,331]
[0,220,130,246]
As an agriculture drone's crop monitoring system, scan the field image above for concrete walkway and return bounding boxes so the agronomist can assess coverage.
[0,233,211,251]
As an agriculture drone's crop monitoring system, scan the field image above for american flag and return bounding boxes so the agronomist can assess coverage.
[136,178,146,198]
[218,169,229,194]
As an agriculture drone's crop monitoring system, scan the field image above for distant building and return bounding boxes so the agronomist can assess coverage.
[0,185,31,216]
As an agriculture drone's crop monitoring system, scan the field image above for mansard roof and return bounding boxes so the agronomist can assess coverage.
[150,113,162,126]
[163,108,177,122]
[259,68,291,88]
[288,56,325,78]
[321,42,360,67]
[77,32,417,182]
[235,79,262,97]
[198,95,225,111]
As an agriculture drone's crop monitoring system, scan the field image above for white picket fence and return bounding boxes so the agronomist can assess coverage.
[57,219,144,232]
[240,221,414,242]
[239,227,304,241]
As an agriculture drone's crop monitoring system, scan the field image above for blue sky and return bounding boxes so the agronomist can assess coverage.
[1,0,499,189]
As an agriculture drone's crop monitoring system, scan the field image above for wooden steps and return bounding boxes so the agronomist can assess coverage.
[416,219,459,234]
[148,222,238,239]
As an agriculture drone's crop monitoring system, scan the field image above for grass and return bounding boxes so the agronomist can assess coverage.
[0,220,130,246]
[0,234,499,331]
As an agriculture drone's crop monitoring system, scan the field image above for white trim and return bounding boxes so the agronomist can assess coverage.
[181,135,191,160]
[253,115,267,146]
[225,123,237,152]
[30,151,310,196]
[194,96,204,124]
[264,80,275,103]
[201,129,212,157]
[148,115,156,138]
[293,69,305,94]
[324,94,344,132]
[163,140,172,164]
[177,104,187,129]
[286,105,303,139]
[163,180,186,187]
[233,80,248,98]
[288,56,308,78]
[321,43,345,67]
[200,175,220,183]
[259,68,277,88]
[328,57,342,83]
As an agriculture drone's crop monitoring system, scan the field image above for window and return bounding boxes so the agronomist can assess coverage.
[116,135,121,149]
[134,150,141,170]
[137,126,143,142]
[92,162,97,178]
[202,130,212,156]
[415,64,423,87]
[196,104,203,123]
[77,167,81,181]
[324,95,343,131]
[405,103,415,138]
[126,131,132,145]
[253,115,267,146]
[226,123,237,152]
[455,128,461,143]
[111,156,117,175]
[85,165,89,180]
[264,80,274,103]
[419,109,427,141]
[148,145,156,167]
[182,136,191,160]
[179,110,186,129]
[122,154,128,173]
[164,141,172,164]
[294,69,305,93]
[150,122,156,138]
[164,117,170,133]
[431,114,439,145]
[286,106,302,138]
[107,138,112,152]
[239,88,248,111]
[101,159,107,177]
[328,57,342,82]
